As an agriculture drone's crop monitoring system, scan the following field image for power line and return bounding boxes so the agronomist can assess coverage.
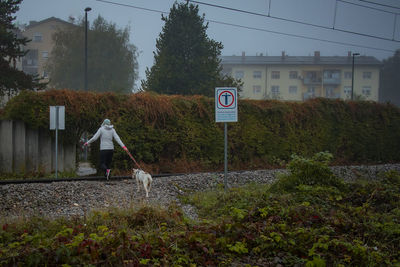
[359,0,400,10]
[206,19,396,53]
[96,0,168,15]
[339,0,400,14]
[188,0,400,42]
[94,0,397,53]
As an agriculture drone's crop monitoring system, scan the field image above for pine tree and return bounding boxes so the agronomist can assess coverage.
[142,2,239,96]
[0,0,43,100]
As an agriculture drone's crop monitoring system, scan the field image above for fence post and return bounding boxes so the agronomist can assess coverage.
[0,120,14,173]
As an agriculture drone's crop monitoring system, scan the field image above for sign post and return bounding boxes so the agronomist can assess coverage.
[215,87,238,190]
[50,106,65,178]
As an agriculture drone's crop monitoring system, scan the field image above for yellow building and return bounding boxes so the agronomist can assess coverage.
[221,51,381,101]
[21,17,72,83]
[1,17,72,107]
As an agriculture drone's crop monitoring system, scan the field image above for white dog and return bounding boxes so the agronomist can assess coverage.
[132,168,153,198]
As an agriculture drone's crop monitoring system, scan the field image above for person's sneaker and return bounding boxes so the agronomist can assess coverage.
[106,169,111,180]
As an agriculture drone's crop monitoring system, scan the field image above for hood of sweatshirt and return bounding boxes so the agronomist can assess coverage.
[103,125,114,130]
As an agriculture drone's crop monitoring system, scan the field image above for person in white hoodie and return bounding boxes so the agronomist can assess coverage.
[84,119,128,179]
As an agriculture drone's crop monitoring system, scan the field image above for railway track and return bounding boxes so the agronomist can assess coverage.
[0,173,187,185]
[1,163,400,185]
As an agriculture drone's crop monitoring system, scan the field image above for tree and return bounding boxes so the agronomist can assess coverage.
[142,2,240,96]
[0,0,43,100]
[380,49,400,106]
[47,15,138,93]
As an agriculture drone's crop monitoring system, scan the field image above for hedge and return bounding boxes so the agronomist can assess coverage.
[1,89,399,173]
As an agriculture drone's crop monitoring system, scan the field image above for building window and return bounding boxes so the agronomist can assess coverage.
[308,86,316,97]
[42,51,48,59]
[289,71,298,79]
[33,32,43,42]
[325,87,336,98]
[344,86,352,98]
[363,72,372,79]
[344,71,352,79]
[235,70,244,79]
[253,85,261,94]
[289,86,297,94]
[362,86,371,96]
[304,71,321,83]
[271,71,280,79]
[253,71,262,79]
[271,85,280,95]
[24,49,38,66]
[303,86,316,100]
[324,70,340,79]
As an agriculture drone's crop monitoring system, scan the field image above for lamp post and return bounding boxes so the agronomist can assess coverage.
[351,53,360,100]
[84,7,91,161]
[84,7,91,92]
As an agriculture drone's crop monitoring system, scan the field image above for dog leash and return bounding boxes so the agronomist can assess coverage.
[125,149,142,169]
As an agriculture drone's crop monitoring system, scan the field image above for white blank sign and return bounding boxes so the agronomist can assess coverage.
[50,106,65,130]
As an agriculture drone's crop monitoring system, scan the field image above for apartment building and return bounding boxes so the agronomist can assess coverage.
[1,17,72,107]
[221,51,381,101]
[21,17,72,83]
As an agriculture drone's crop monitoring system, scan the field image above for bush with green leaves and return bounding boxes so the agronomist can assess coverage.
[1,165,400,265]
[1,90,400,174]
[184,169,400,266]
[270,152,346,192]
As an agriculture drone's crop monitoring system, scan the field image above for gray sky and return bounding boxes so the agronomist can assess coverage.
[16,0,400,89]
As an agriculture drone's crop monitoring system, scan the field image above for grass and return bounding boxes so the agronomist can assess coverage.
[182,171,400,266]
[1,153,399,266]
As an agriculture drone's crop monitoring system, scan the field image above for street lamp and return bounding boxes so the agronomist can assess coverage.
[84,7,91,161]
[84,7,91,92]
[351,53,360,100]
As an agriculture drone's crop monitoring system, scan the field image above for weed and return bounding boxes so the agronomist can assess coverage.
[0,157,399,265]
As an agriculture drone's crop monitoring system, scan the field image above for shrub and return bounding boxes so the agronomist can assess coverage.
[1,170,399,265]
[2,90,400,174]
[270,152,346,192]
[184,170,400,265]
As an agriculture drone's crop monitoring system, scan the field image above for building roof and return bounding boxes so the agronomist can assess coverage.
[25,17,72,30]
[221,55,381,66]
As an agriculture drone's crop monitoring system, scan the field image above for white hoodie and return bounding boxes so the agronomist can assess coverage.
[87,125,125,150]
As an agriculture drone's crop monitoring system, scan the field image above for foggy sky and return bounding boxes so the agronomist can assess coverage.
[16,0,400,89]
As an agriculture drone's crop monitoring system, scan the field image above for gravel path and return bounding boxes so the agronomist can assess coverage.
[1,164,399,221]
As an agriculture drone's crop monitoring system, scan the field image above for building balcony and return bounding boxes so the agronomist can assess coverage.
[323,77,341,85]
[303,77,322,85]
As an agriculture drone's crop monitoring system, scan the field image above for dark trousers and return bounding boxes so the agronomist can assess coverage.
[100,149,113,174]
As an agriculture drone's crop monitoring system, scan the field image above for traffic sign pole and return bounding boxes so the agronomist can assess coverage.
[215,88,238,190]
[50,106,65,179]
[55,106,59,179]
[224,122,228,189]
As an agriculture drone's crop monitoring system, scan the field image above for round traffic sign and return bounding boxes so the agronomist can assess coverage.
[218,90,235,108]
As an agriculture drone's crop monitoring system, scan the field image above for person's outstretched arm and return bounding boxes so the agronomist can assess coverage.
[85,128,101,145]
[113,129,128,151]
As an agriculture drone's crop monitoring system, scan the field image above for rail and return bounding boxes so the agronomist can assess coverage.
[0,173,188,185]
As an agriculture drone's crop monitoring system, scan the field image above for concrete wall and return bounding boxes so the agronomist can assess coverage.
[0,120,76,174]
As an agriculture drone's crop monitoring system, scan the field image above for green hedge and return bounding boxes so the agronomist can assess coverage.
[1,89,400,173]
